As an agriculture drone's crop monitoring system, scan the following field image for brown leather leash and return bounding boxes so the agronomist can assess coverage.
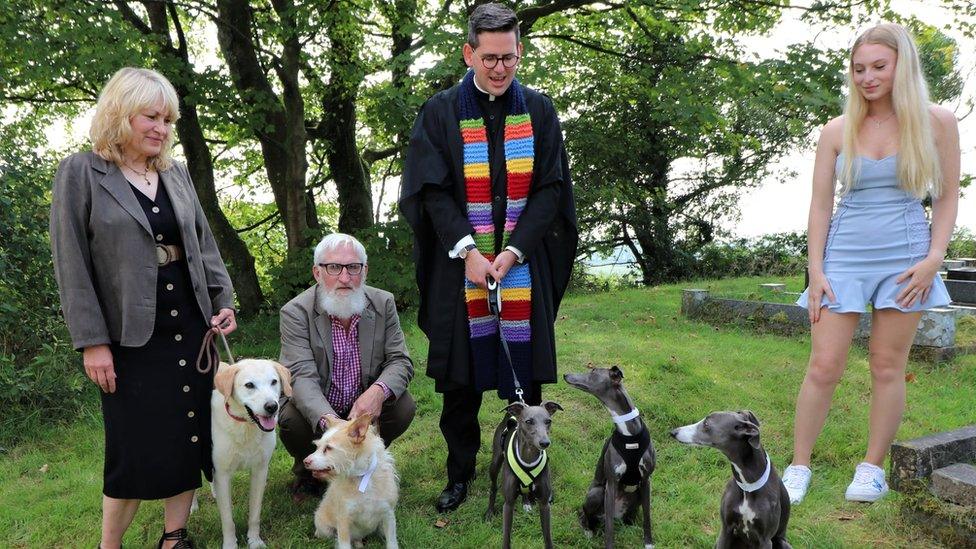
[195,327,235,374]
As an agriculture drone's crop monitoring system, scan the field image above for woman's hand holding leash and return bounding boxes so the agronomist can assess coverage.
[83,344,116,393]
[806,270,837,324]
[211,307,238,335]
[895,256,940,308]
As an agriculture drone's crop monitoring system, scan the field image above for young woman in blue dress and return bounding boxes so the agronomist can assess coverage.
[783,23,960,504]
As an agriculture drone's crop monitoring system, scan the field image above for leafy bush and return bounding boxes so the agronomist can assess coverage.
[0,148,90,446]
[948,227,976,260]
[688,232,808,280]
[358,218,419,311]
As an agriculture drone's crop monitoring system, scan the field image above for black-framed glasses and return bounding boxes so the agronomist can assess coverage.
[317,262,364,276]
[478,53,520,69]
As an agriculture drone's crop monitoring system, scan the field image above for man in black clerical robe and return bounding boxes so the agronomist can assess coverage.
[398,3,577,513]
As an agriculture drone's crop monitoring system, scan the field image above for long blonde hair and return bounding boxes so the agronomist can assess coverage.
[839,23,941,198]
[89,67,181,171]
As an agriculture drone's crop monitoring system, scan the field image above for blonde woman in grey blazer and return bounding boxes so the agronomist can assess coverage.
[49,68,235,549]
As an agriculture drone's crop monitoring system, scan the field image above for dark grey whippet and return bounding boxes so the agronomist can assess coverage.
[671,410,792,549]
[564,366,655,549]
[485,401,563,549]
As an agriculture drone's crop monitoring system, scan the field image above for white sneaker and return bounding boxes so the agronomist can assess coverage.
[781,464,812,504]
[845,462,889,502]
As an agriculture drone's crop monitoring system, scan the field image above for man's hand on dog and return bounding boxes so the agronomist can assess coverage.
[349,384,385,421]
[211,307,238,335]
[83,344,116,393]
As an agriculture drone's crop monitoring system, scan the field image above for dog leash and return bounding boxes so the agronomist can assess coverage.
[487,275,525,404]
[195,326,236,374]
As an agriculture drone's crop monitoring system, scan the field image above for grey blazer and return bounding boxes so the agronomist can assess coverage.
[50,151,235,350]
[279,284,414,428]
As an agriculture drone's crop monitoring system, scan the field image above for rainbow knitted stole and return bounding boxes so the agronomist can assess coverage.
[458,70,534,399]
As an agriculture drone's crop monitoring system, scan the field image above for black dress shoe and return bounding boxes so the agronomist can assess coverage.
[436,480,469,512]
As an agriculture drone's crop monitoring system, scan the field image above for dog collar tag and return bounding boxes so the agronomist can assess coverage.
[358,452,379,494]
[735,453,772,493]
[625,442,639,450]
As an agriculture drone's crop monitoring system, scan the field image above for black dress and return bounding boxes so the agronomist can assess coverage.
[101,178,214,499]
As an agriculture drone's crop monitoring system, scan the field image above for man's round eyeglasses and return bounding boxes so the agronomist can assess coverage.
[478,53,520,69]
[317,262,364,276]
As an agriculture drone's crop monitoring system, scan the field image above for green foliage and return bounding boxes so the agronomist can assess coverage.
[690,232,809,279]
[948,227,976,259]
[544,6,843,285]
[358,218,419,311]
[0,125,90,446]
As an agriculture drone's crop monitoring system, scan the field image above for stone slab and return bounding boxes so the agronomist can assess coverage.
[946,279,976,305]
[758,283,785,292]
[947,267,976,281]
[890,425,976,492]
[931,463,976,507]
[902,497,976,548]
[957,258,976,267]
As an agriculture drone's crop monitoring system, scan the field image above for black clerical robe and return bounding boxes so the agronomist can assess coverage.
[399,81,578,393]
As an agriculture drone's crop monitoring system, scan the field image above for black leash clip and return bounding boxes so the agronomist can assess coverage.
[486,274,502,316]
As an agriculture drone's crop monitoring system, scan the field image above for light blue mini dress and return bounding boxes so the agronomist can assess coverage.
[797,154,951,313]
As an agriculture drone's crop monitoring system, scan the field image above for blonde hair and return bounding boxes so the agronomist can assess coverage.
[839,23,941,198]
[89,67,181,171]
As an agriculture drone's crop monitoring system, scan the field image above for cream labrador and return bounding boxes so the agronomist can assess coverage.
[211,359,292,549]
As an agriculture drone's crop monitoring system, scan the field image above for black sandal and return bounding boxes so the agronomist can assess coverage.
[157,528,193,549]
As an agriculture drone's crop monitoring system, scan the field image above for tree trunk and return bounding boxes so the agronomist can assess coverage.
[134,1,265,314]
[320,6,372,235]
[215,0,310,254]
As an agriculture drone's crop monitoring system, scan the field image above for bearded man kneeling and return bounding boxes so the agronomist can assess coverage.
[278,233,416,502]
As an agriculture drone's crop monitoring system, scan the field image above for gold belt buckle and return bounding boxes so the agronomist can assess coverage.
[156,244,171,266]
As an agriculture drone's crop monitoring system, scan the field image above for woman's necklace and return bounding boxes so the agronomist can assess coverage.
[868,111,896,128]
[123,160,152,186]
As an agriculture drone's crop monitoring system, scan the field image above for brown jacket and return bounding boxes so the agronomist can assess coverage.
[50,151,234,350]
[279,284,413,428]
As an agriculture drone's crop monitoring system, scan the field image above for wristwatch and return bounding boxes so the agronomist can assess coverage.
[458,243,477,259]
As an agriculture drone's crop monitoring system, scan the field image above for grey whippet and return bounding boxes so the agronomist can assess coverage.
[671,410,792,549]
[564,366,655,549]
[485,401,563,549]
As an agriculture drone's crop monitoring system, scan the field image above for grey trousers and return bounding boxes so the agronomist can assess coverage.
[279,391,416,477]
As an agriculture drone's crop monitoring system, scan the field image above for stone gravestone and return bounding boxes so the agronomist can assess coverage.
[945,267,976,305]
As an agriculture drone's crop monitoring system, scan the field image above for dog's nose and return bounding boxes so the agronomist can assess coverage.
[539,440,550,449]
[303,456,312,466]
[265,401,279,415]
[669,428,679,438]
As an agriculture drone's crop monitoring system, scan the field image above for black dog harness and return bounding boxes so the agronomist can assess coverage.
[610,426,651,492]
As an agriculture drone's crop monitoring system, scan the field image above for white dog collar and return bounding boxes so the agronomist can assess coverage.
[358,452,379,494]
[735,453,771,493]
[611,408,640,424]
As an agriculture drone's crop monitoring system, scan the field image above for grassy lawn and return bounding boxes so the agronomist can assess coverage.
[2,276,974,548]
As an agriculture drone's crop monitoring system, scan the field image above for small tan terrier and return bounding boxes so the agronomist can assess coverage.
[304,414,399,549]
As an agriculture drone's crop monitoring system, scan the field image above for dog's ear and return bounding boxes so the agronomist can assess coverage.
[272,362,293,397]
[610,365,624,384]
[542,401,563,416]
[502,402,528,417]
[735,419,761,449]
[214,362,240,399]
[348,414,372,444]
[739,410,760,427]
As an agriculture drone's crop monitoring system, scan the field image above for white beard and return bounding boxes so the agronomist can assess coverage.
[318,284,367,320]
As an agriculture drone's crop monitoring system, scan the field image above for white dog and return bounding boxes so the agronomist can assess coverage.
[211,359,292,549]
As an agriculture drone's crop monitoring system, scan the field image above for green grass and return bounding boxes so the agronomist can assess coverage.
[3,276,974,548]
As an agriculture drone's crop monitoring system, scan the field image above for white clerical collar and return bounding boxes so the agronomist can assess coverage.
[735,453,771,493]
[472,77,497,101]
[358,452,379,493]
